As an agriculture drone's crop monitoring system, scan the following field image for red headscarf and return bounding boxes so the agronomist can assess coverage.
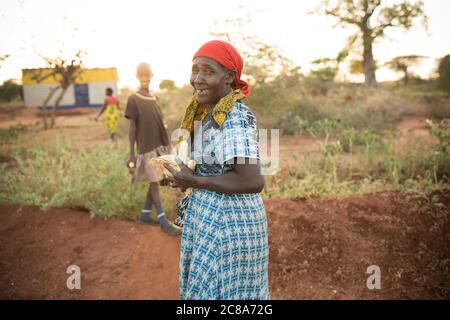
[193,40,250,98]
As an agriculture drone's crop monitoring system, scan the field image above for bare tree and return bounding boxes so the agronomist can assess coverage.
[31,50,84,129]
[314,0,428,87]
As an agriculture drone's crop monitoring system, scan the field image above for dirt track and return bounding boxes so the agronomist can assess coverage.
[1,191,449,300]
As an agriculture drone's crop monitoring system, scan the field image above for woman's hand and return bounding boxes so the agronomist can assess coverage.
[164,158,264,195]
[163,162,197,190]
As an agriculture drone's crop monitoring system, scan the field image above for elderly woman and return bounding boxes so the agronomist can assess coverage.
[164,40,269,300]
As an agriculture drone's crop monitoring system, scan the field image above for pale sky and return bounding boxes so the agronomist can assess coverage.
[0,0,449,89]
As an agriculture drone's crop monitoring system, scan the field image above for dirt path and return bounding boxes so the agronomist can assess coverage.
[0,204,180,299]
[1,190,449,300]
[267,191,450,299]
[395,116,433,147]
[0,108,40,129]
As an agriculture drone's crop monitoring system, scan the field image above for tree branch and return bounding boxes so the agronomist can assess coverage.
[325,9,360,26]
[32,69,58,83]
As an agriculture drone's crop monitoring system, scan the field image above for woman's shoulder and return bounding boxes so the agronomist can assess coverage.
[225,102,257,128]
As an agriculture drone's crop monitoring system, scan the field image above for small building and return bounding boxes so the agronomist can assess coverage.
[22,67,118,109]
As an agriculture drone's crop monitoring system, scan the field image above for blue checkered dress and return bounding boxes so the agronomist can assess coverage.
[179,102,270,300]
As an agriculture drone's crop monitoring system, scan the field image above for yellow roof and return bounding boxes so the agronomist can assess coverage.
[22,67,118,85]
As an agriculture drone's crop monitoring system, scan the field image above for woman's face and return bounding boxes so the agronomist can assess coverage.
[190,57,234,105]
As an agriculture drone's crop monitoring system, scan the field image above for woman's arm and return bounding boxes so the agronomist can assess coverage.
[96,101,108,120]
[165,158,265,195]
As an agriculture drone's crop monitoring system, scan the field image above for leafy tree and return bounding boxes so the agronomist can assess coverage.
[159,79,177,91]
[0,79,23,102]
[310,48,349,82]
[348,59,365,76]
[384,55,426,84]
[314,0,428,87]
[310,57,339,82]
[438,55,450,93]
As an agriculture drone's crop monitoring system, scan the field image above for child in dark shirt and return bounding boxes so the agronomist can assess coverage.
[125,62,181,236]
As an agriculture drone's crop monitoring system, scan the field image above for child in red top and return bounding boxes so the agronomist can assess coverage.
[96,87,120,143]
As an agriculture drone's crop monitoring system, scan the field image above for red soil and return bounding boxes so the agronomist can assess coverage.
[1,190,448,300]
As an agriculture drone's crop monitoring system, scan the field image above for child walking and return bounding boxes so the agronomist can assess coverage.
[96,87,120,145]
[125,62,181,236]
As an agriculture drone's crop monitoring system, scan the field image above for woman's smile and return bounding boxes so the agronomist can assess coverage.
[196,88,209,97]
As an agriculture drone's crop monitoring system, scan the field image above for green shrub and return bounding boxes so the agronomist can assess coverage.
[426,119,450,183]
[438,55,450,93]
[0,124,26,142]
[0,139,180,220]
